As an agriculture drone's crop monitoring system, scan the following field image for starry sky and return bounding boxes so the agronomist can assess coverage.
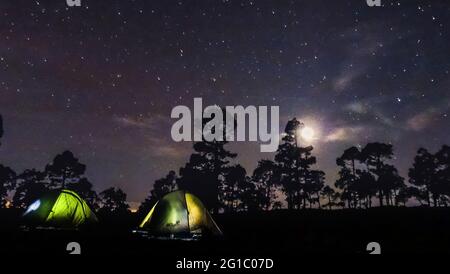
[0,0,449,208]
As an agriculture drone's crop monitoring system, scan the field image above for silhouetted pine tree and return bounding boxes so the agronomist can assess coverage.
[178,140,237,214]
[275,118,324,209]
[320,185,335,210]
[138,170,178,217]
[251,160,280,210]
[0,114,3,146]
[0,115,17,208]
[67,178,99,210]
[0,164,15,207]
[409,148,437,206]
[239,175,268,212]
[360,142,396,207]
[13,169,47,209]
[335,144,406,208]
[45,150,86,189]
[435,145,450,206]
[377,164,406,206]
[99,187,130,215]
[410,146,450,207]
[335,147,362,208]
[304,169,325,208]
[178,108,239,214]
[222,164,247,212]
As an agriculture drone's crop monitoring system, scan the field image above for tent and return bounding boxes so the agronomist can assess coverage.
[139,190,222,238]
[23,189,98,228]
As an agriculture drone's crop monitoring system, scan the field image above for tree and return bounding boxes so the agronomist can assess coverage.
[239,176,268,212]
[353,170,377,208]
[377,164,406,206]
[396,186,415,206]
[222,164,247,212]
[252,160,280,210]
[340,147,361,177]
[304,170,325,208]
[13,169,47,209]
[275,118,303,209]
[67,178,99,210]
[275,118,323,210]
[45,151,86,189]
[99,187,129,214]
[408,146,450,207]
[409,148,436,206]
[178,141,237,214]
[138,171,177,216]
[0,164,16,207]
[272,201,283,210]
[284,118,303,138]
[320,185,345,210]
[435,145,450,206]
[335,168,353,208]
[297,147,319,208]
[335,147,362,208]
[360,143,394,207]
[0,114,3,146]
[336,143,404,208]
[321,185,335,210]
[178,108,239,214]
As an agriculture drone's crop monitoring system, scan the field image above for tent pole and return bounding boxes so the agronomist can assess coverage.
[184,190,190,233]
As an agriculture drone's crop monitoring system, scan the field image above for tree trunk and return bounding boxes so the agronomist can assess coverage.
[352,159,356,176]
[378,190,384,207]
[376,156,383,207]
[288,193,293,210]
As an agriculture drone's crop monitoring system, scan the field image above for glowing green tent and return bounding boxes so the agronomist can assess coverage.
[23,189,98,228]
[139,190,222,237]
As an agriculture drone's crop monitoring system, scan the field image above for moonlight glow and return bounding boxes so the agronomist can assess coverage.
[300,127,316,142]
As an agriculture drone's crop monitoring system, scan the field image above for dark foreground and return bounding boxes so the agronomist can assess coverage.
[0,207,449,258]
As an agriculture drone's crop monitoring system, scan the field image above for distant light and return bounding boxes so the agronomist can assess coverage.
[24,199,41,215]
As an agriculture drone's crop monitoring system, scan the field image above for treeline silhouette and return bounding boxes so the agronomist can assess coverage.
[1,114,450,217]
[3,150,130,214]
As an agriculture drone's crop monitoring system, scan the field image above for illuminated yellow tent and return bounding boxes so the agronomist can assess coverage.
[23,189,98,228]
[139,190,222,237]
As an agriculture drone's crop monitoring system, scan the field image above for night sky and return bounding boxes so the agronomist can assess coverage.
[0,0,449,208]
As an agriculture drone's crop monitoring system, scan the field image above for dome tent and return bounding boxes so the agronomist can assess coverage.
[139,190,222,238]
[23,189,98,228]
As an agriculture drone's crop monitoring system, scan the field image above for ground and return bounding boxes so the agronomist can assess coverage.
[0,207,449,257]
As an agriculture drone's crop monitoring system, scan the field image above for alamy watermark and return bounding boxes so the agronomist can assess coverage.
[171,98,280,153]
[65,1,380,8]
[66,242,81,254]
[366,0,381,7]
[366,242,381,254]
[66,0,81,7]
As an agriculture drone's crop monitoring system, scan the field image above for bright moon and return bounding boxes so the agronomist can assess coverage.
[300,126,316,142]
